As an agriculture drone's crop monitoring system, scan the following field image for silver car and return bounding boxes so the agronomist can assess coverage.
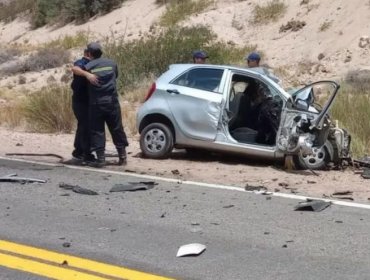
[136,64,351,170]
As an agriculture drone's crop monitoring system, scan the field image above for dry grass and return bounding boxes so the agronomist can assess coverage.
[331,84,370,157]
[22,86,75,133]
[251,0,287,25]
[319,21,332,32]
[0,0,34,22]
[159,0,214,26]
[44,31,91,50]
[121,104,138,136]
[0,102,24,128]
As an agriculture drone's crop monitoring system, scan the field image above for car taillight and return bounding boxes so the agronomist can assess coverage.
[144,83,156,102]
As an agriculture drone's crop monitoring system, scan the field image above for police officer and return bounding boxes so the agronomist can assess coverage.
[192,50,208,64]
[70,49,95,163]
[72,42,128,168]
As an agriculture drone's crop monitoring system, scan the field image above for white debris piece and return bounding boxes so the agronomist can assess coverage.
[176,243,206,257]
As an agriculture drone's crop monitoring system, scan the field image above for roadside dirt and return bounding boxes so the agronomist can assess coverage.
[0,127,369,203]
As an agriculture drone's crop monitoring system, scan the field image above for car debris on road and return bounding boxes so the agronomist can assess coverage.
[176,243,206,257]
[109,181,157,192]
[59,182,98,195]
[294,199,331,212]
[0,173,46,184]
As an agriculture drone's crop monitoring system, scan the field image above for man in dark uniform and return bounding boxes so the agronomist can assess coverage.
[70,49,95,163]
[72,42,129,168]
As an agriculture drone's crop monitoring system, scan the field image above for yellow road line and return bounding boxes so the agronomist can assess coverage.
[0,252,110,280]
[0,240,174,280]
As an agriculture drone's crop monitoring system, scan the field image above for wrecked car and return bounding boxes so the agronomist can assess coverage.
[136,64,351,170]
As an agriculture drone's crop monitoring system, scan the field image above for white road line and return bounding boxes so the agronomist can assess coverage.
[1,156,369,210]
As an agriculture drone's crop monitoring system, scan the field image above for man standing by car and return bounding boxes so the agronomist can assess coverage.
[245,52,281,84]
[72,42,129,168]
[70,49,95,164]
[192,50,208,64]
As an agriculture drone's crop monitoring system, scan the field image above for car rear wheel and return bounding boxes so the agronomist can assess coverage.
[294,140,335,170]
[140,123,174,159]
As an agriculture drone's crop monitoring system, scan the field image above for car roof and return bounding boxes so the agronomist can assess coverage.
[158,64,289,98]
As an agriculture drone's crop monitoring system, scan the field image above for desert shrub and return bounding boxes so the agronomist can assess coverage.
[32,0,125,28]
[0,0,35,22]
[319,21,332,32]
[0,102,24,128]
[345,69,370,93]
[104,25,256,91]
[159,0,214,26]
[252,0,287,25]
[22,85,74,133]
[0,47,22,64]
[3,47,70,75]
[331,83,370,157]
[44,31,90,49]
[280,20,306,33]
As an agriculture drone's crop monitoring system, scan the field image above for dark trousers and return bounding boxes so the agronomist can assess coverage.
[89,101,129,153]
[72,99,91,158]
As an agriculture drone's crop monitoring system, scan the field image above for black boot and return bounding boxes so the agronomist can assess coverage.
[88,150,105,168]
[117,147,127,166]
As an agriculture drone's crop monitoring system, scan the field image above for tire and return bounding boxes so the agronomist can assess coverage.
[293,140,334,170]
[140,122,174,159]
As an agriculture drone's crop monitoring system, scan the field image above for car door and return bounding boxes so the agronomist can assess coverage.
[165,67,226,141]
[277,81,340,155]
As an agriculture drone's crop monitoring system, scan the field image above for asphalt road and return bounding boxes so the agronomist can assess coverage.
[0,158,370,280]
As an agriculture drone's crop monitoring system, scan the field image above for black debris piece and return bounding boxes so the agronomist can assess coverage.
[223,205,235,209]
[245,184,267,191]
[362,168,370,179]
[59,183,98,195]
[335,220,343,224]
[354,157,370,168]
[294,199,331,212]
[62,242,71,248]
[0,173,46,184]
[171,169,181,175]
[282,244,288,248]
[332,196,354,201]
[109,181,157,193]
[332,191,353,196]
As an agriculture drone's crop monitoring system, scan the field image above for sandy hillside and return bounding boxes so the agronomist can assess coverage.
[1,0,370,84]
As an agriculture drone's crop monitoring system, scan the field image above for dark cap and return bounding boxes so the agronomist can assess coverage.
[86,42,103,53]
[245,52,261,61]
[192,50,208,59]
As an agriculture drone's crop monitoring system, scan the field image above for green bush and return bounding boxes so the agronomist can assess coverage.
[32,0,125,28]
[104,25,256,91]
[22,86,75,133]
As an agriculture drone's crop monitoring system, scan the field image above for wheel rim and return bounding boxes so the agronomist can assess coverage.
[144,128,167,153]
[300,146,326,168]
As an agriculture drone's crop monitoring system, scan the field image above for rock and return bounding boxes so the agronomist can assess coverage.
[318,53,325,60]
[359,36,370,48]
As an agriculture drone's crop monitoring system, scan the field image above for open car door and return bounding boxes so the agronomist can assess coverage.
[277,81,340,155]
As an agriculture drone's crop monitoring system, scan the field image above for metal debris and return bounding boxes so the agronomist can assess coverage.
[176,243,206,257]
[0,173,46,184]
[245,184,267,191]
[59,183,98,195]
[294,199,331,212]
[109,181,157,192]
[332,191,353,196]
[362,168,370,179]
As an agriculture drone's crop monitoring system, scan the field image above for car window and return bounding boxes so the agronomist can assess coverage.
[171,68,224,93]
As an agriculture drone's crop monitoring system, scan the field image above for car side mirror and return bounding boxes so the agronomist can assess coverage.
[295,99,309,111]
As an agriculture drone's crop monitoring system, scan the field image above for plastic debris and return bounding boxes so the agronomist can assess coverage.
[109,181,157,192]
[59,183,98,195]
[176,243,206,257]
[294,199,331,212]
[0,173,46,184]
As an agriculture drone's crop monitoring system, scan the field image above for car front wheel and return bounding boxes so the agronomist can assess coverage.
[140,122,174,159]
[294,140,335,170]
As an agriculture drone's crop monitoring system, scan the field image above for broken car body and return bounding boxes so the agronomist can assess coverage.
[137,64,351,170]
